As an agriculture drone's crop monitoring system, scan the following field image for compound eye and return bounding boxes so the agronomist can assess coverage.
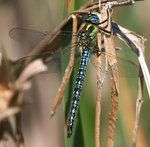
[91,15,99,24]
[83,15,88,21]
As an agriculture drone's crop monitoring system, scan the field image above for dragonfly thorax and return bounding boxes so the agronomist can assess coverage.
[77,23,98,48]
[77,12,102,49]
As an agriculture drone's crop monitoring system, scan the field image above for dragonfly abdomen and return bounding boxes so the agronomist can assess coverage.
[67,48,91,137]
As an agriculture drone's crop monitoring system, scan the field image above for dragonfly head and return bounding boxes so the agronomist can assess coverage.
[83,12,100,24]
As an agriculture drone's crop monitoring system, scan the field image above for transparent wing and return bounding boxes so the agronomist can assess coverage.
[90,37,139,78]
[9,27,49,50]
[91,51,139,78]
[9,27,76,51]
[9,27,79,75]
[9,27,48,42]
[10,27,139,77]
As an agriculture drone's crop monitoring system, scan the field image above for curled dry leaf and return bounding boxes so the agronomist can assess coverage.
[112,22,150,98]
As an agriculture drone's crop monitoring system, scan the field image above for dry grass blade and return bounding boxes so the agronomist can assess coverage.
[132,72,143,147]
[104,35,119,147]
[132,39,145,147]
[50,14,77,117]
[95,32,102,147]
[107,78,119,147]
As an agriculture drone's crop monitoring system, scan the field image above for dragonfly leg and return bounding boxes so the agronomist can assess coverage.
[98,7,109,26]
[98,6,111,36]
[50,14,78,117]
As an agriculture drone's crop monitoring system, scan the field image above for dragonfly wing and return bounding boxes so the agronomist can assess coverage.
[10,28,80,75]
[9,27,76,54]
[90,47,139,78]
[9,27,77,64]
[116,52,139,77]
[9,27,48,49]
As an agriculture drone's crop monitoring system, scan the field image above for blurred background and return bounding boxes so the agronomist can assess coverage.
[0,0,150,147]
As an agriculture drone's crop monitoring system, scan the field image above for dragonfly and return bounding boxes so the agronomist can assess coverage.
[9,0,143,139]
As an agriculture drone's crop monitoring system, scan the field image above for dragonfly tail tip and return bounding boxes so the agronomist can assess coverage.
[67,125,72,138]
